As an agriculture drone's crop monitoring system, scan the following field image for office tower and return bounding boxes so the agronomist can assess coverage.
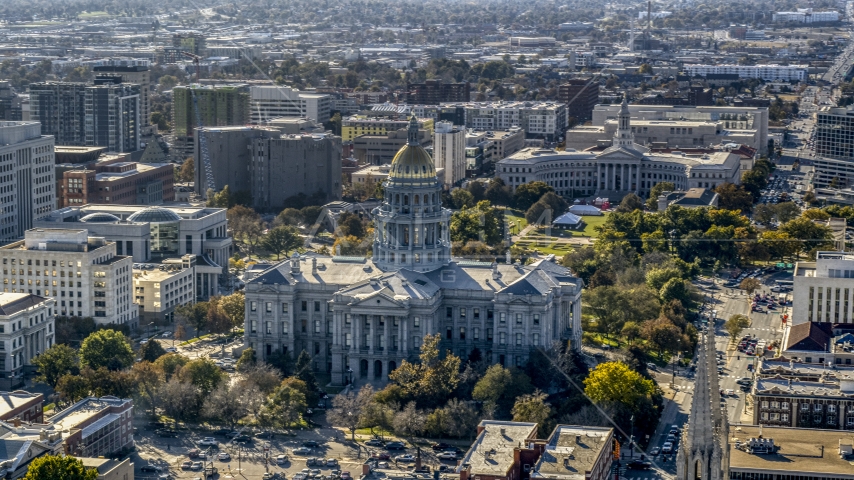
[93,62,152,130]
[0,121,55,241]
[86,78,141,153]
[29,82,87,146]
[432,121,466,187]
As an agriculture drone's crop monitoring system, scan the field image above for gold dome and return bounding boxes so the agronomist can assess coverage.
[386,117,438,186]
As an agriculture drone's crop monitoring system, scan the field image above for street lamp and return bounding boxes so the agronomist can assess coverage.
[347,367,353,385]
[629,415,634,459]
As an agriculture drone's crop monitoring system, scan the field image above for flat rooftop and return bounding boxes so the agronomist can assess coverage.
[460,421,538,477]
[49,397,131,433]
[0,392,42,418]
[532,426,612,480]
[729,424,854,479]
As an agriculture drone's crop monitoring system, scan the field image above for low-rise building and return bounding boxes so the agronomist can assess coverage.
[531,426,613,480]
[657,188,719,210]
[458,421,541,480]
[791,251,854,326]
[0,294,55,390]
[685,64,808,82]
[352,128,432,165]
[80,457,134,480]
[133,255,196,323]
[56,155,175,208]
[249,85,332,124]
[0,391,43,423]
[0,229,135,327]
[0,419,64,478]
[342,116,434,142]
[729,424,854,480]
[51,396,133,458]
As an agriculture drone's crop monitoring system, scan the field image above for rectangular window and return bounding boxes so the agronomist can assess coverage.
[250,302,257,312]
[473,308,480,319]
[314,320,321,333]
[344,333,352,347]
[459,327,466,340]
[282,322,289,334]
[251,320,257,333]
[446,307,453,318]
[781,414,789,422]
[516,333,522,346]
[413,316,420,328]
[301,301,307,311]
[533,314,540,325]
[345,314,351,325]
[499,332,506,345]
[801,403,810,411]
[500,313,506,324]
[266,302,272,313]
[782,402,789,410]
[829,404,837,413]
[266,321,272,334]
[533,333,540,344]
[516,313,522,325]
[487,328,493,341]
[473,327,480,340]
[314,301,320,312]
[282,303,289,314]
[460,308,466,318]
[761,413,769,420]
[446,327,452,339]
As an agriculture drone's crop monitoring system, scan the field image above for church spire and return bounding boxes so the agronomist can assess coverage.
[407,116,420,146]
[613,93,634,147]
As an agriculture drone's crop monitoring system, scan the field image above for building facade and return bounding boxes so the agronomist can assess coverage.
[406,80,470,105]
[172,84,250,159]
[412,102,568,141]
[791,252,854,325]
[92,63,152,133]
[133,255,196,323]
[249,86,332,124]
[84,80,140,153]
[815,106,854,163]
[432,121,466,187]
[0,294,55,390]
[57,157,175,208]
[496,99,744,199]
[52,396,133,458]
[29,82,88,146]
[244,119,583,384]
[35,204,231,298]
[685,64,808,82]
[352,128,432,165]
[0,229,136,327]
[559,79,600,122]
[0,121,56,241]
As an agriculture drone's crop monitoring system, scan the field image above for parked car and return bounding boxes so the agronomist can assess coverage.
[181,461,193,469]
[662,442,673,454]
[370,453,390,461]
[188,448,201,458]
[191,462,203,471]
[377,461,390,469]
[303,441,320,448]
[327,459,339,467]
[218,452,231,461]
[141,465,163,473]
[277,455,288,464]
[199,437,218,446]
[649,447,660,456]
[341,471,352,480]
[736,378,752,385]
[628,460,652,470]
[385,442,405,450]
[293,447,313,455]
[431,443,451,451]
[157,429,179,438]
[366,439,384,447]
[395,454,416,463]
[437,452,457,460]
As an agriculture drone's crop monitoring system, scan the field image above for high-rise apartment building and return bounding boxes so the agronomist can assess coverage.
[432,121,466,188]
[86,78,140,153]
[0,228,137,326]
[194,126,279,196]
[558,79,600,122]
[172,84,250,159]
[93,62,152,132]
[29,81,140,153]
[29,82,87,146]
[249,86,332,124]
[406,80,470,105]
[0,121,56,241]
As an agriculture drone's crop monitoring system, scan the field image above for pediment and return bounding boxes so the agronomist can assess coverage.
[257,285,281,293]
[597,147,644,160]
[350,289,409,308]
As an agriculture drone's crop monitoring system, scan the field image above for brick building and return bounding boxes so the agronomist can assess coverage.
[51,396,134,458]
[57,154,174,207]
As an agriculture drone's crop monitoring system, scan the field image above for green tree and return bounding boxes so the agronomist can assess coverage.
[275,208,304,227]
[139,340,167,363]
[326,385,370,440]
[262,225,302,260]
[753,203,777,224]
[177,158,194,183]
[741,169,768,199]
[23,454,98,480]
[616,193,645,213]
[779,217,833,257]
[584,361,656,409]
[659,278,696,307]
[472,364,534,417]
[621,321,642,345]
[236,347,257,372]
[176,302,209,337]
[294,350,320,407]
[79,330,134,371]
[513,181,553,211]
[739,277,761,295]
[646,182,675,210]
[178,358,226,395]
[637,63,653,74]
[56,374,91,402]
[388,333,461,408]
[511,391,552,436]
[641,317,683,358]
[775,202,801,223]
[451,189,475,209]
[32,344,78,388]
[725,314,751,343]
[525,200,552,225]
[154,353,189,380]
[802,208,831,221]
[714,183,754,211]
[259,381,308,431]
[219,291,245,329]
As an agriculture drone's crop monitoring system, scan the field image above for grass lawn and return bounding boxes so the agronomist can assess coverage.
[78,11,111,18]
[504,208,527,235]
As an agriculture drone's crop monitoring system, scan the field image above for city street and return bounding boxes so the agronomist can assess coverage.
[623,270,791,480]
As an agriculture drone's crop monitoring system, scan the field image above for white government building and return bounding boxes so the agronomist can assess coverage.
[244,118,583,384]
[495,96,751,199]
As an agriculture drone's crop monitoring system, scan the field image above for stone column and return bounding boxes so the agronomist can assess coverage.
[597,163,601,191]
[354,314,361,349]
[403,318,408,353]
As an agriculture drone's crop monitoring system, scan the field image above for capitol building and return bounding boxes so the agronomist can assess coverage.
[243,118,582,385]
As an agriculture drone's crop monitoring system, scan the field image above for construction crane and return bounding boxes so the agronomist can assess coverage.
[181,51,216,194]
